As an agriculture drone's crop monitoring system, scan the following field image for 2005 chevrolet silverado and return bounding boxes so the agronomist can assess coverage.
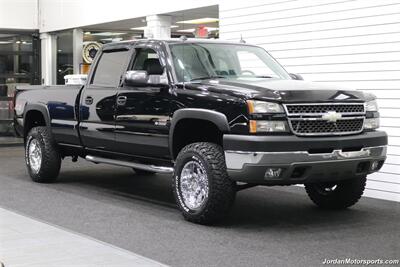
[14,39,387,224]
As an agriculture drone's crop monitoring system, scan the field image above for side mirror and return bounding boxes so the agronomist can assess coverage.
[124,70,149,86]
[289,73,304,80]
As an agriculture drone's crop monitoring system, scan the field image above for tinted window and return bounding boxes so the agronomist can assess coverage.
[131,48,159,70]
[91,50,129,86]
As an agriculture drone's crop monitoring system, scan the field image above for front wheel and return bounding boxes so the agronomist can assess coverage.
[25,127,61,183]
[173,142,236,225]
[305,176,367,209]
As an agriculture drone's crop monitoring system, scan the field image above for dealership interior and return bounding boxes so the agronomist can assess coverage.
[0,4,219,135]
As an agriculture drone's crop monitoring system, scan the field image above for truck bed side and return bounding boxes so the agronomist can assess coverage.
[15,85,83,146]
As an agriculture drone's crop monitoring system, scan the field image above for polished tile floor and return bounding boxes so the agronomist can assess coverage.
[0,207,166,267]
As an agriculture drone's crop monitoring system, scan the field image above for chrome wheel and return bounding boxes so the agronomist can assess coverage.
[28,139,42,173]
[179,161,209,210]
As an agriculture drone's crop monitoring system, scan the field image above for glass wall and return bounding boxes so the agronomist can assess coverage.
[0,31,40,135]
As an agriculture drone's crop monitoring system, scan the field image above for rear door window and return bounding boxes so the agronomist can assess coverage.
[91,50,129,87]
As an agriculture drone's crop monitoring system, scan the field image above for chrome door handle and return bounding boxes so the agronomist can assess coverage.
[117,96,127,106]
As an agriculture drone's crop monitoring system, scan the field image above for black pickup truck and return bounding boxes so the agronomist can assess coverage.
[14,39,387,224]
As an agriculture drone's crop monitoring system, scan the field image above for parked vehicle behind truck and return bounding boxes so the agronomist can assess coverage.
[14,39,387,224]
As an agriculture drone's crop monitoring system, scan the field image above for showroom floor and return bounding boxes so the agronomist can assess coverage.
[0,146,399,267]
[0,208,165,267]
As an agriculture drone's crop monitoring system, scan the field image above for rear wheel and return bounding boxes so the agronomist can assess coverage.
[173,142,236,225]
[305,176,367,209]
[25,127,61,183]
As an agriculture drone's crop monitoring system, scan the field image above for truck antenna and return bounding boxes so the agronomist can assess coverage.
[239,35,246,43]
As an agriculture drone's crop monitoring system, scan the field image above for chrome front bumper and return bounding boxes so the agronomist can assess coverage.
[225,146,387,185]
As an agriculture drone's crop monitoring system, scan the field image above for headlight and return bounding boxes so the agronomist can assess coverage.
[247,100,284,114]
[249,120,289,133]
[364,118,380,129]
[365,100,378,112]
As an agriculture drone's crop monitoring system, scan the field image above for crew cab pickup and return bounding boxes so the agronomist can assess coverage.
[14,39,387,224]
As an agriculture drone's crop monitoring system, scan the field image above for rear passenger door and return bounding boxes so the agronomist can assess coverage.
[79,48,130,151]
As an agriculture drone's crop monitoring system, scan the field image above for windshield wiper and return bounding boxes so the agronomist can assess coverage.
[190,75,226,81]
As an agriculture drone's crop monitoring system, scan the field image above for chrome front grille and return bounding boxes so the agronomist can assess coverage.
[286,104,364,115]
[284,103,365,136]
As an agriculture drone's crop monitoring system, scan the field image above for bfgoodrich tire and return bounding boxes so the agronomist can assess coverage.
[305,176,367,209]
[25,127,61,183]
[173,142,236,225]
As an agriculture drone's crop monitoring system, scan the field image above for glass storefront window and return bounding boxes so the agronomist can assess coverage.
[56,31,73,84]
[0,32,40,135]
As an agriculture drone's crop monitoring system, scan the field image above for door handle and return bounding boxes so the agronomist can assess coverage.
[117,96,127,106]
[85,96,93,105]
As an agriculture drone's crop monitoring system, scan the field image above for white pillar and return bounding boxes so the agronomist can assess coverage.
[145,15,171,39]
[72,28,83,74]
[40,33,57,85]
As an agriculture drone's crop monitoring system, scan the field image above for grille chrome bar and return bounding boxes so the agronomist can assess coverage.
[284,102,365,116]
[284,103,365,136]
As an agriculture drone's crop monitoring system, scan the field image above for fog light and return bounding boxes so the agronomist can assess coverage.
[265,168,282,178]
[371,160,379,171]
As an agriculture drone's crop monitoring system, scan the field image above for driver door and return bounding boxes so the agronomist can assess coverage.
[114,44,171,159]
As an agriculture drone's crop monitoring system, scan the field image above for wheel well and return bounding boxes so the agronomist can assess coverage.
[24,110,46,139]
[172,119,223,159]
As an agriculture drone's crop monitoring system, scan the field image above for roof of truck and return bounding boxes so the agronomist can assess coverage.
[102,38,254,50]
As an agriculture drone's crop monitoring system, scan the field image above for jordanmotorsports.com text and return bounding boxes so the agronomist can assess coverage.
[322,258,399,265]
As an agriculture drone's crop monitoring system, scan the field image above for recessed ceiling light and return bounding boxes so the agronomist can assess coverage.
[15,41,21,44]
[176,27,218,33]
[205,27,219,31]
[176,28,196,33]
[84,32,91,35]
[130,26,147,31]
[176,18,219,24]
[170,25,179,28]
[91,32,126,36]
[0,41,12,44]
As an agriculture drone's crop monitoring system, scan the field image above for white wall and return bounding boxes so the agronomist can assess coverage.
[220,0,400,202]
[39,0,219,32]
[0,0,38,29]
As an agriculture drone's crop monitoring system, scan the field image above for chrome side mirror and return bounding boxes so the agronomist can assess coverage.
[124,70,149,86]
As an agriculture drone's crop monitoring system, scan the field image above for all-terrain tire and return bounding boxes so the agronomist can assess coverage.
[173,142,236,225]
[25,126,61,183]
[305,176,367,209]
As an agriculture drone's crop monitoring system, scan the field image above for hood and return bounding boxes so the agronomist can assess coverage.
[186,78,373,103]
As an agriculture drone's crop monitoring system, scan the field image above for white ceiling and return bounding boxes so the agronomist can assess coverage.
[82,5,219,33]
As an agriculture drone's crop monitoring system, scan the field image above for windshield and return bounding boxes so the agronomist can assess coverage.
[169,43,291,82]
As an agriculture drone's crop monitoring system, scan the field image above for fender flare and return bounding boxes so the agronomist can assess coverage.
[169,108,230,158]
[23,103,51,130]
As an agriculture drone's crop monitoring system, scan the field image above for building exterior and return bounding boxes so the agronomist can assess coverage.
[0,0,399,201]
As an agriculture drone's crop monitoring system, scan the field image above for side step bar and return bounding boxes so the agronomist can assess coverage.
[85,155,174,174]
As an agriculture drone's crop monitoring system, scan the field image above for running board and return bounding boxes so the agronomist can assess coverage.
[85,155,174,174]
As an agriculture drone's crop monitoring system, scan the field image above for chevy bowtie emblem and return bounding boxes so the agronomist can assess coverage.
[322,111,342,122]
